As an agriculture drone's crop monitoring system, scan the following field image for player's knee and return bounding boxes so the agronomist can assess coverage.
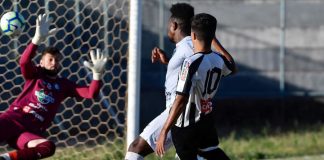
[127,137,153,156]
[128,137,142,152]
[35,141,56,158]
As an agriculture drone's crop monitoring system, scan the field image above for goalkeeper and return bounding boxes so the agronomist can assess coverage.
[0,14,107,160]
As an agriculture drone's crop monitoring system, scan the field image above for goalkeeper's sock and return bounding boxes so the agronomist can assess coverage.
[125,152,144,160]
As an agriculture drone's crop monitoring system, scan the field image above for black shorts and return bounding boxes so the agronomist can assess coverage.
[171,115,220,160]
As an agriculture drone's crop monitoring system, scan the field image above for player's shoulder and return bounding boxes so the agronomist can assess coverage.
[211,51,222,58]
[211,51,226,64]
[176,36,193,54]
[184,53,204,65]
[186,51,225,67]
[183,36,193,48]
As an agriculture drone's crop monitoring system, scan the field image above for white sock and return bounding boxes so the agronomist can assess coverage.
[0,153,11,160]
[125,152,144,160]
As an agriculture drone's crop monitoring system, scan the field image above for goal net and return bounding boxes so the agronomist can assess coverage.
[0,0,129,159]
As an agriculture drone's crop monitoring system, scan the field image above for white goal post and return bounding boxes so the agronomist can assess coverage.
[127,0,142,148]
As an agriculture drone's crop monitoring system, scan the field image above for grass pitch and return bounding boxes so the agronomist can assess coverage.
[46,124,324,160]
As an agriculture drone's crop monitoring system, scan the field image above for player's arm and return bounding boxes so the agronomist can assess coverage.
[151,47,169,64]
[72,49,107,98]
[73,81,102,99]
[19,42,39,79]
[20,14,57,79]
[156,58,194,156]
[212,37,237,74]
[156,94,188,157]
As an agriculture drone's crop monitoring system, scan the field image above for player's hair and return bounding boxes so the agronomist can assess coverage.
[191,13,217,44]
[42,47,62,59]
[170,3,194,35]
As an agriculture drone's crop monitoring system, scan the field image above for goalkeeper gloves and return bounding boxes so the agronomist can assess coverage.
[32,14,57,45]
[83,49,108,80]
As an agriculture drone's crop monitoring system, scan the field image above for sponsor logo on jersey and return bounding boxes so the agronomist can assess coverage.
[29,110,45,122]
[200,98,213,114]
[180,61,190,81]
[42,80,60,91]
[54,83,60,90]
[22,106,45,122]
[47,83,52,90]
[35,89,55,104]
[23,106,32,113]
[165,91,172,99]
[29,103,48,112]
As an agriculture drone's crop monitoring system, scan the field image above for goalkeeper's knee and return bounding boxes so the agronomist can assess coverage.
[34,141,56,158]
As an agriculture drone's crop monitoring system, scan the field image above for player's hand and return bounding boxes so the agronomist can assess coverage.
[83,49,108,80]
[32,14,57,45]
[155,131,167,157]
[151,47,168,64]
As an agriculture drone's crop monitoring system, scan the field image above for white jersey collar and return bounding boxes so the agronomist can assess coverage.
[176,36,191,47]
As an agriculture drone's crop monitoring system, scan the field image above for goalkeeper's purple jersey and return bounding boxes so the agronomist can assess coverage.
[5,43,101,132]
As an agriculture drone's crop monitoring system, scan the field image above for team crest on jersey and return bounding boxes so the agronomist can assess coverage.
[180,60,190,81]
[35,89,55,104]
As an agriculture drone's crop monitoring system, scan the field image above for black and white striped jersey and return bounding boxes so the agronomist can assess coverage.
[175,51,232,127]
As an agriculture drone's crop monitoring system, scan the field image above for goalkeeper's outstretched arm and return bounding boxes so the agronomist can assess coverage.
[71,49,108,99]
[20,14,57,79]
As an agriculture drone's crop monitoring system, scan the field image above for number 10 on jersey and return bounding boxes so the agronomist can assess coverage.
[202,67,221,96]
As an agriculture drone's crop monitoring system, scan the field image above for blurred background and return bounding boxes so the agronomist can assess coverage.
[140,0,324,159]
[1,0,324,159]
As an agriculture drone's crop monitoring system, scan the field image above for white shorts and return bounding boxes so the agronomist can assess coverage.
[140,108,173,151]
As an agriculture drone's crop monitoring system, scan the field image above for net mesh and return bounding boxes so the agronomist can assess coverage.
[0,0,129,159]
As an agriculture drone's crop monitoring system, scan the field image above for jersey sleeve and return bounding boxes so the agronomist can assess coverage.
[19,42,40,79]
[216,53,232,76]
[222,62,232,76]
[176,59,192,96]
[176,56,202,96]
[183,47,193,59]
[66,80,102,99]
